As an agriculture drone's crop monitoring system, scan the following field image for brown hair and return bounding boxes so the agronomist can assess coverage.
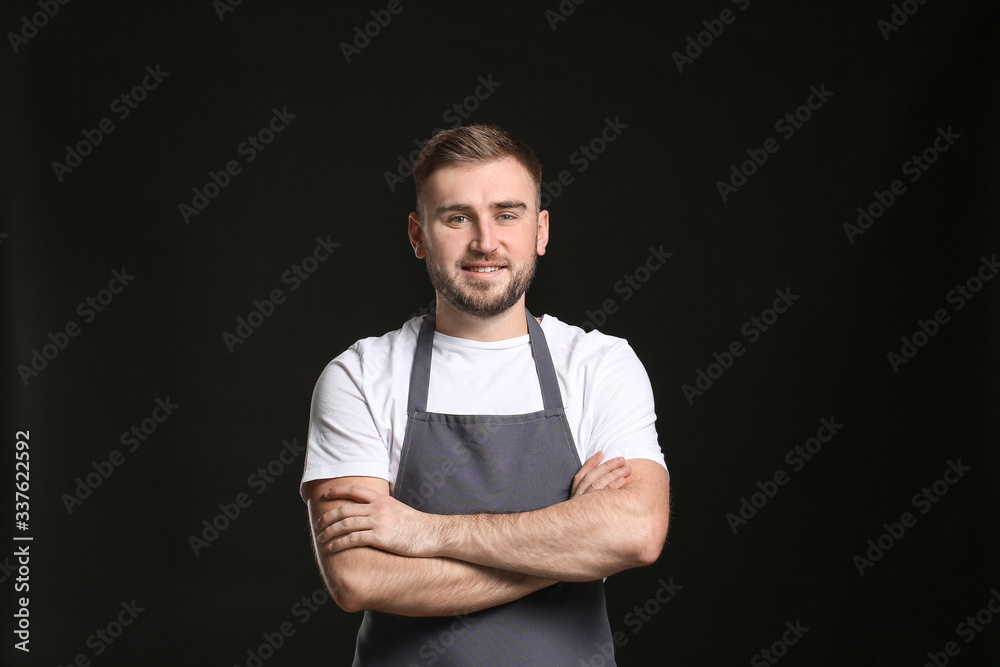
[412,124,543,217]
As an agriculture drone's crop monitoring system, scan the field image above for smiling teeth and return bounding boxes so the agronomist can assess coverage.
[469,266,501,272]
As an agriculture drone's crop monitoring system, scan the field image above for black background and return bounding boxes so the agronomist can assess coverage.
[2,0,999,665]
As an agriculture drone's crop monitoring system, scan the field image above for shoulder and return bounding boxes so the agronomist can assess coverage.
[539,313,633,365]
[314,316,426,389]
[352,316,424,361]
[539,313,653,391]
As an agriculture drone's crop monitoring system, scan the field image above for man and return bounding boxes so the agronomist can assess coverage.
[301,125,670,666]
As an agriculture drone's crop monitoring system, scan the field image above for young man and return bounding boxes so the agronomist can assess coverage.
[301,125,670,666]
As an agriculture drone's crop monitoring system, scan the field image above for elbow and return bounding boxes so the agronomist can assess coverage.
[334,593,365,614]
[618,460,671,569]
[634,536,665,567]
[329,578,365,613]
[632,513,669,568]
[321,554,371,613]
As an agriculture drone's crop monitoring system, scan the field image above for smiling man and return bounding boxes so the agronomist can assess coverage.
[301,125,669,666]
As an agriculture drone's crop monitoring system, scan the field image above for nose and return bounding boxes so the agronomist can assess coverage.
[469,218,497,255]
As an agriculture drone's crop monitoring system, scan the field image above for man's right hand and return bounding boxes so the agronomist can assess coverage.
[571,452,631,498]
[306,476,557,615]
[314,453,633,557]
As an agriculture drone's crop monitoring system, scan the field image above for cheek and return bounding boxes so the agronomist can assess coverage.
[516,235,540,257]
[427,236,463,263]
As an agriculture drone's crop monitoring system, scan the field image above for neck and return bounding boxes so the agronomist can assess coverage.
[432,295,530,341]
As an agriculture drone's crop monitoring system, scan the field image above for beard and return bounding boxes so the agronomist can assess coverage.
[425,247,538,319]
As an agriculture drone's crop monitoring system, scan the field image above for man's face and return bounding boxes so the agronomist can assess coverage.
[408,158,549,319]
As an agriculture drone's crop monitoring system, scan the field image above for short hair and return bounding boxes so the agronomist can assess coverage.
[412,124,543,218]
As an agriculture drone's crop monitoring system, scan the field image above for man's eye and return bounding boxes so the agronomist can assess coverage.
[450,215,469,223]
[498,213,515,221]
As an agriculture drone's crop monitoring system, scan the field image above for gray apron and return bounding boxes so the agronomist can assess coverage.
[353,308,615,666]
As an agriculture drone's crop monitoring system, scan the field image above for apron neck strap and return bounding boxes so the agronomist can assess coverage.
[407,307,565,414]
[525,308,565,411]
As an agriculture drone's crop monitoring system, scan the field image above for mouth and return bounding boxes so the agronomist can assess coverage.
[461,263,507,275]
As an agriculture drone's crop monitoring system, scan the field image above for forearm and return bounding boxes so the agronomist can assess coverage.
[316,461,669,589]
[435,460,670,581]
[318,546,555,616]
[308,476,554,616]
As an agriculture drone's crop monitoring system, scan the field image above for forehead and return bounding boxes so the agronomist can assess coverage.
[423,158,536,207]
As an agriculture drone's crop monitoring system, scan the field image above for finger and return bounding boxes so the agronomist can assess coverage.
[324,484,380,503]
[572,452,604,495]
[324,527,375,553]
[606,474,628,489]
[578,456,626,491]
[576,459,631,496]
[593,463,631,490]
[314,503,372,535]
[574,454,613,496]
[316,514,373,544]
[575,452,604,479]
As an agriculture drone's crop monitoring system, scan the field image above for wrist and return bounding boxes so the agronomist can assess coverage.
[433,513,467,560]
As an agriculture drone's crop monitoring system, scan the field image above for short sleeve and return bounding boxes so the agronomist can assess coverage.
[587,343,667,475]
[299,345,391,500]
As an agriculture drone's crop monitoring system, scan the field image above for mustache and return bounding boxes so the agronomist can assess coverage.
[457,251,509,266]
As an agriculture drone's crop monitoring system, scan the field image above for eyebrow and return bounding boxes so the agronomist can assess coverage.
[435,201,528,217]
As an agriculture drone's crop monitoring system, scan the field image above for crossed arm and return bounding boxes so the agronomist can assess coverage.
[306,453,669,617]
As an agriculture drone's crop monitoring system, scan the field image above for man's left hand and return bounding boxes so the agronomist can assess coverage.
[316,452,635,559]
[571,452,631,497]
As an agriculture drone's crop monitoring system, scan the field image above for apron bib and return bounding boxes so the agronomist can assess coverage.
[353,308,615,666]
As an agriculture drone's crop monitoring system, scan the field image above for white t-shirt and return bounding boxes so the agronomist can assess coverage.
[299,314,666,500]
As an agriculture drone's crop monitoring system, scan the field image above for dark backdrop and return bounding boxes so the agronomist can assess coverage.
[3,1,998,665]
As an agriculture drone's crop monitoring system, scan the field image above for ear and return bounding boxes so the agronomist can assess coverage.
[408,212,426,259]
[536,209,550,256]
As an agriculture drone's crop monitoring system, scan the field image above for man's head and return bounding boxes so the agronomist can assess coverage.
[408,125,548,321]
[413,125,543,219]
